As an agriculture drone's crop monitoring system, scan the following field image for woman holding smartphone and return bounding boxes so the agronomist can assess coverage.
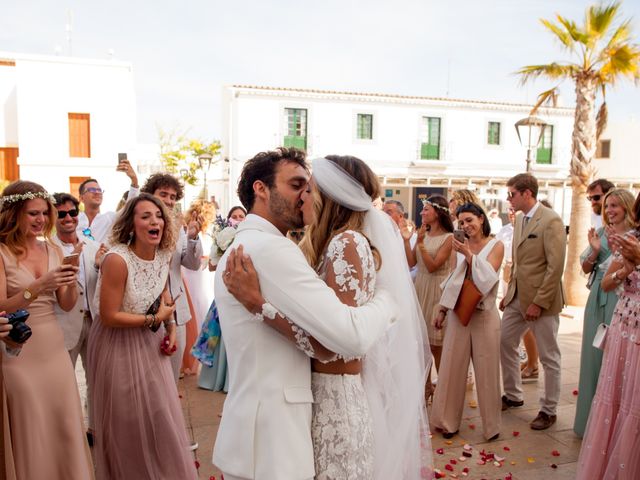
[0,180,93,480]
[431,202,504,440]
[88,193,197,479]
[405,194,454,402]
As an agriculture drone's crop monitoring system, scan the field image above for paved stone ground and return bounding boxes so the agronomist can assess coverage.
[76,305,585,479]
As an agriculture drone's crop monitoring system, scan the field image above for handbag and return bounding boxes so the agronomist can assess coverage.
[592,323,608,350]
[146,294,163,332]
[453,269,483,327]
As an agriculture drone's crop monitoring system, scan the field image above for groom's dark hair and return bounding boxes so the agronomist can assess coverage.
[237,147,308,211]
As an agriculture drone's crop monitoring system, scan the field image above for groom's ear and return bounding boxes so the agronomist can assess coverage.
[253,180,269,203]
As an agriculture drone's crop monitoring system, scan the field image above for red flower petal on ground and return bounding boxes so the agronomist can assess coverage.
[551,463,558,469]
[503,446,511,451]
[450,459,457,465]
[468,423,476,430]
[551,450,560,456]
[436,448,445,455]
[194,460,200,469]
[445,464,454,472]
[512,431,520,437]
[505,474,513,480]
[572,389,579,396]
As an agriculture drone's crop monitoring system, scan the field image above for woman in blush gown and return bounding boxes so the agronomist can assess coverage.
[0,180,93,480]
[88,193,197,480]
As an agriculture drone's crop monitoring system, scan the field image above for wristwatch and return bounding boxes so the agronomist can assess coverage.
[23,288,38,301]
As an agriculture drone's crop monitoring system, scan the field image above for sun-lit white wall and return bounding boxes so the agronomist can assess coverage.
[0,52,138,208]
[222,86,574,207]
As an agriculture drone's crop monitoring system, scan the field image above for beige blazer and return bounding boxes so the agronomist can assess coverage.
[503,204,566,316]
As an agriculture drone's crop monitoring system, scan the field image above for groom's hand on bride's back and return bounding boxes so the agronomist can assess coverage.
[223,245,264,314]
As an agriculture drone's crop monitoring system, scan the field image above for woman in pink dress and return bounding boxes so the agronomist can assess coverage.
[88,193,198,480]
[576,195,640,480]
[0,180,93,480]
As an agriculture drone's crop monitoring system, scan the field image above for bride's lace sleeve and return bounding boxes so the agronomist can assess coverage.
[259,231,374,362]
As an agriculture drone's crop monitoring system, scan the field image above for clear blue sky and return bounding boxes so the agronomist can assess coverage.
[2,0,639,142]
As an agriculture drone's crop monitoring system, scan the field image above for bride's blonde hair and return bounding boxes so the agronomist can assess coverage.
[299,155,381,270]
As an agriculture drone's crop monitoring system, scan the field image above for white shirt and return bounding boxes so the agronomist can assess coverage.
[77,186,139,243]
[591,212,603,230]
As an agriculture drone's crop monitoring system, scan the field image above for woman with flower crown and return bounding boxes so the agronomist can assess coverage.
[0,180,94,479]
[223,156,432,479]
[404,194,455,403]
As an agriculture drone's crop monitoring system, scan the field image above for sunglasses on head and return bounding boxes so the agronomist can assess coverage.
[57,209,79,219]
[587,194,602,202]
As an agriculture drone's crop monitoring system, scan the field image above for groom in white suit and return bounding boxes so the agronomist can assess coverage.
[213,148,396,480]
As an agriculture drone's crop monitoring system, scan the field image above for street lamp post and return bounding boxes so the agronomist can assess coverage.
[179,168,189,210]
[197,153,214,200]
[514,116,547,172]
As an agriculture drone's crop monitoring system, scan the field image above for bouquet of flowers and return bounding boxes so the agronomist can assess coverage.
[211,215,238,257]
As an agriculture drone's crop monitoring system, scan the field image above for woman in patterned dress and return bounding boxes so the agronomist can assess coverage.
[576,193,640,480]
[88,193,197,480]
[224,156,431,479]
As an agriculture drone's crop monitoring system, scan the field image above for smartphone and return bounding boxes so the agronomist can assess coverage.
[118,153,127,163]
[453,229,466,243]
[62,253,80,266]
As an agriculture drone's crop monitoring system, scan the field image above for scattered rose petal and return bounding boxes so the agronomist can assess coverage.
[445,440,453,445]
[551,450,561,457]
[468,400,478,408]
[450,459,457,465]
[463,443,473,452]
[493,460,501,467]
[468,423,476,430]
[572,389,579,396]
[503,446,511,451]
[445,464,454,472]
[209,477,216,480]
[527,457,535,463]
[505,474,513,480]
[510,461,517,466]
[462,467,469,474]
[436,448,445,455]
[513,431,520,437]
[194,460,200,469]
[495,455,505,462]
[459,456,467,462]
[551,463,558,469]
[434,469,446,479]
[477,460,486,465]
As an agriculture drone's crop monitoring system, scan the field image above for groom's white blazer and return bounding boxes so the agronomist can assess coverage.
[212,214,396,480]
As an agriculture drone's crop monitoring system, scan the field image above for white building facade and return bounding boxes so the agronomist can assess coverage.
[220,85,580,222]
[0,52,157,207]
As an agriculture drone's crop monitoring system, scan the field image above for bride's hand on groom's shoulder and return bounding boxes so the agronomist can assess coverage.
[223,246,264,314]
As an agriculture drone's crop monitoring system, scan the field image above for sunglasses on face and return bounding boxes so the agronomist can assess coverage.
[506,191,520,199]
[587,194,602,202]
[84,187,105,194]
[57,209,79,219]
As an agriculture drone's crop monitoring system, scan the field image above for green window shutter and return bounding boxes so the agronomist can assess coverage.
[488,122,500,145]
[284,108,308,151]
[420,117,441,159]
[536,125,553,164]
[357,114,373,140]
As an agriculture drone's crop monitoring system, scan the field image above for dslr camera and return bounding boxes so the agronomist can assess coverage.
[6,309,32,344]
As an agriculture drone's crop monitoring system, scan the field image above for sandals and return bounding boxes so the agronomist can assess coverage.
[521,366,539,382]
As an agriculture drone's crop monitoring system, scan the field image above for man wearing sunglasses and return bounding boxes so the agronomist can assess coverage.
[52,192,109,448]
[586,178,614,229]
[76,159,139,243]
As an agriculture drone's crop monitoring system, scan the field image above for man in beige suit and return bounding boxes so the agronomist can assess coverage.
[500,173,566,430]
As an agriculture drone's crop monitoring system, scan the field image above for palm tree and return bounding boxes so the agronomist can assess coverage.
[518,1,640,305]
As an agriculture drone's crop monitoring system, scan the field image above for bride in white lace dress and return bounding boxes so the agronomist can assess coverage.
[224,156,432,479]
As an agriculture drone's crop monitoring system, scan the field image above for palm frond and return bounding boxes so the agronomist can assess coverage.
[540,18,574,49]
[530,87,560,116]
[600,44,640,85]
[517,63,576,84]
[586,2,620,40]
[606,19,632,49]
[557,15,589,45]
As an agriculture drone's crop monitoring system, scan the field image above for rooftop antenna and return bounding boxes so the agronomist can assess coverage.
[65,9,73,56]
[446,58,451,97]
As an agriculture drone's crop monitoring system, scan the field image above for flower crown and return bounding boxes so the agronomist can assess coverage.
[421,198,449,214]
[0,191,56,208]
